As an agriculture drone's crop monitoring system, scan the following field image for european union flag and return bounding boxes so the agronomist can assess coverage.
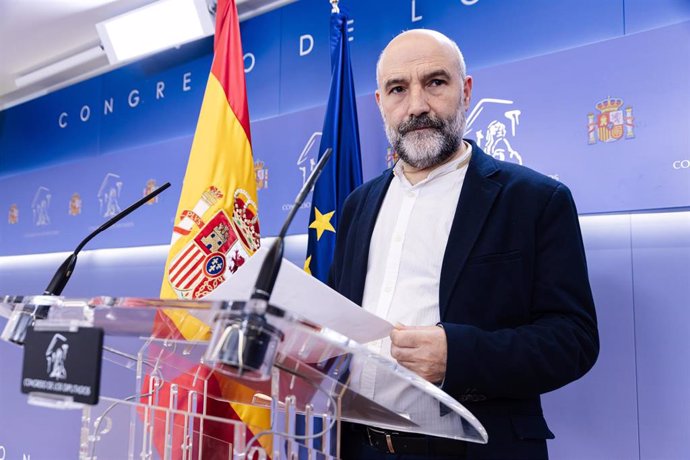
[305,9,363,283]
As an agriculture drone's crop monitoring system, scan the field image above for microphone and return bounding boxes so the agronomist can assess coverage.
[205,148,333,379]
[44,182,171,296]
[1,182,171,346]
[250,147,333,303]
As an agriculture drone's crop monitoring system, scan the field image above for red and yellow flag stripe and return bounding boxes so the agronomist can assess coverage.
[157,0,271,454]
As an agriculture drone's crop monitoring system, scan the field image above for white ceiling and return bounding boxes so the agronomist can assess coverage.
[0,0,294,110]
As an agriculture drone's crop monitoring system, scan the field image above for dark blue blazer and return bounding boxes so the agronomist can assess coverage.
[329,141,599,459]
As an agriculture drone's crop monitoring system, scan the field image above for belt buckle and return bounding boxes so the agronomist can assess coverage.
[385,433,395,454]
[367,427,396,454]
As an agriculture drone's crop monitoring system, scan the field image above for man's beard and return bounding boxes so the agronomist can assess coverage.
[385,105,466,170]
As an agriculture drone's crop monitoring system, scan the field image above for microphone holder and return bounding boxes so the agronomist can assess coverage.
[204,236,286,380]
[205,301,284,381]
[1,296,55,345]
[204,148,333,380]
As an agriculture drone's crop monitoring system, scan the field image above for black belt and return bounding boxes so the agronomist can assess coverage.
[356,425,467,457]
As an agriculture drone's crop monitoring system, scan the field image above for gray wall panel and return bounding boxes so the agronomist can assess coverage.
[632,212,690,460]
[543,215,639,460]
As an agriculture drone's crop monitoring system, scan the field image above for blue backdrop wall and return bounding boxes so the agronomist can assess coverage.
[1,0,689,458]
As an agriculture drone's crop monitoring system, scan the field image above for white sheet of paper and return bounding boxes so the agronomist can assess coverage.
[206,247,393,344]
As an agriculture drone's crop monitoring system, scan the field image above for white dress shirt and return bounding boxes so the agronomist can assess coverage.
[353,142,472,400]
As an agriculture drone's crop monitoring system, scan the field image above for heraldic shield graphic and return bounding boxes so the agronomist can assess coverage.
[588,96,635,144]
[168,187,260,299]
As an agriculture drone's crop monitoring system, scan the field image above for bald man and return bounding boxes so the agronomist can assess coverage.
[329,30,599,459]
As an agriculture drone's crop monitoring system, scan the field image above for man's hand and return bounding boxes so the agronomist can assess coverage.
[389,323,447,384]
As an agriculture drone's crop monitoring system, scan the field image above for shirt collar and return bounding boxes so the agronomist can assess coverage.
[393,140,472,188]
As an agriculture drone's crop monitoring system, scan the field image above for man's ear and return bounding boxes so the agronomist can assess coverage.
[463,75,473,109]
[375,90,385,119]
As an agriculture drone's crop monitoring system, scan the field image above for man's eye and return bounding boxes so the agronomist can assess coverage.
[429,79,446,87]
[389,86,405,94]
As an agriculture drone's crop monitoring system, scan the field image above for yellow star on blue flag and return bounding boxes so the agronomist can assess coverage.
[309,207,336,240]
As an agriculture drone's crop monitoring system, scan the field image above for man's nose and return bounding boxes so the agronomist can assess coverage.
[407,86,430,117]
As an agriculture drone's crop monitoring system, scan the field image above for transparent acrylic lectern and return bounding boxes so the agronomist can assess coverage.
[1,295,487,459]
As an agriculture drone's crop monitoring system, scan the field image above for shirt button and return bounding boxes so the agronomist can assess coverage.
[393,235,402,242]
[384,286,393,293]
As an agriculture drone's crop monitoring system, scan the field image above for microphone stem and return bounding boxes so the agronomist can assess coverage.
[250,148,333,301]
[74,182,171,255]
[279,148,333,239]
[43,182,171,296]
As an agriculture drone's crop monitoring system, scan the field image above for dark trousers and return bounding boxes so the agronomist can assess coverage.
[340,424,466,460]
[339,422,549,460]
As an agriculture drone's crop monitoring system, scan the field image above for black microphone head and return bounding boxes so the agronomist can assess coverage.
[44,253,78,296]
[250,238,284,301]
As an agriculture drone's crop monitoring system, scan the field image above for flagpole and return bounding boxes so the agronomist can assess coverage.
[330,0,339,13]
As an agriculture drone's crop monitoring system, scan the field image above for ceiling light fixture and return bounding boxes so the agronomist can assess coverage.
[96,0,215,65]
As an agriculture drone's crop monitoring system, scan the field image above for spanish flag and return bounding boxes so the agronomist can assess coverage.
[154,0,271,455]
[161,0,260,301]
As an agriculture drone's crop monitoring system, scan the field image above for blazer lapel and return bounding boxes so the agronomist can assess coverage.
[350,171,394,305]
[439,144,502,319]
